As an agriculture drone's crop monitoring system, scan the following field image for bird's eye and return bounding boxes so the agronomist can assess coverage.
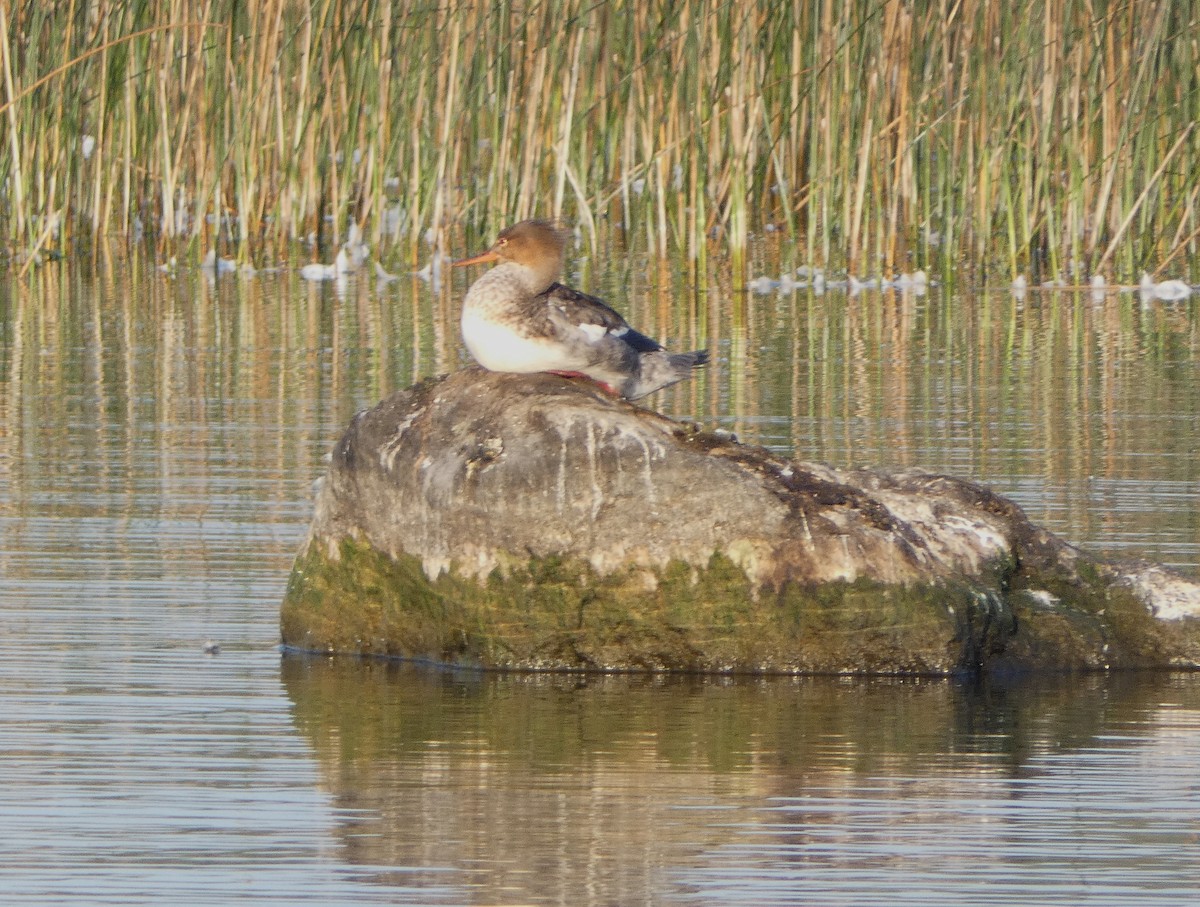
[497,237,508,246]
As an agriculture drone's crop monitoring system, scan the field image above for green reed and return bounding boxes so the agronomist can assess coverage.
[1,0,1197,282]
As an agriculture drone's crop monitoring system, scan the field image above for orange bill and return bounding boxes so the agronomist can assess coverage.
[452,250,500,267]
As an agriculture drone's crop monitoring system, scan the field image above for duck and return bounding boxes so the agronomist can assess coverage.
[1138,271,1193,301]
[453,219,708,399]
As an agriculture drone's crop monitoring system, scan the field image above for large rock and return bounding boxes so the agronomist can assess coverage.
[281,369,1200,674]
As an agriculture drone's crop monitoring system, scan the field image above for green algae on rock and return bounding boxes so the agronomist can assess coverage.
[280,370,1200,674]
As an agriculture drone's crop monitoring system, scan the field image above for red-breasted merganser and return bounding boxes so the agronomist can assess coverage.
[454,219,709,400]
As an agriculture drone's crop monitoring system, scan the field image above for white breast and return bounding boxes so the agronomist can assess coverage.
[461,307,578,373]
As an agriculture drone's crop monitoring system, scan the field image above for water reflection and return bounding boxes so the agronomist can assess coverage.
[283,657,1200,905]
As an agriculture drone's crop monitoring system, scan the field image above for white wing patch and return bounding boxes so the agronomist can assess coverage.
[576,322,608,343]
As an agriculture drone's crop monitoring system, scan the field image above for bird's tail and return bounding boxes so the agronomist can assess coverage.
[672,349,710,370]
[624,349,710,400]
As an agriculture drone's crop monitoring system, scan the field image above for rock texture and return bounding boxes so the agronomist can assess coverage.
[281,369,1200,674]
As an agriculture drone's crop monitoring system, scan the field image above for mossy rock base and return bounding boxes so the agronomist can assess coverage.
[281,536,1199,675]
[997,566,1200,673]
[283,537,1000,674]
[283,535,1200,676]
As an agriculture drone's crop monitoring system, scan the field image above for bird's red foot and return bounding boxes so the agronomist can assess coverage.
[546,370,620,397]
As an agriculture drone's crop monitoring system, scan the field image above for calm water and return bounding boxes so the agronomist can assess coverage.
[1,255,1198,905]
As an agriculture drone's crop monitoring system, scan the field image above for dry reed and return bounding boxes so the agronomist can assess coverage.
[0,0,1197,282]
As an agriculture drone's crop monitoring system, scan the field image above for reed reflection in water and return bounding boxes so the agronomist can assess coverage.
[0,254,1197,905]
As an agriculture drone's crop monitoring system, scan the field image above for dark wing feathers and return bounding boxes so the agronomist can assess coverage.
[616,326,665,353]
[536,282,665,351]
